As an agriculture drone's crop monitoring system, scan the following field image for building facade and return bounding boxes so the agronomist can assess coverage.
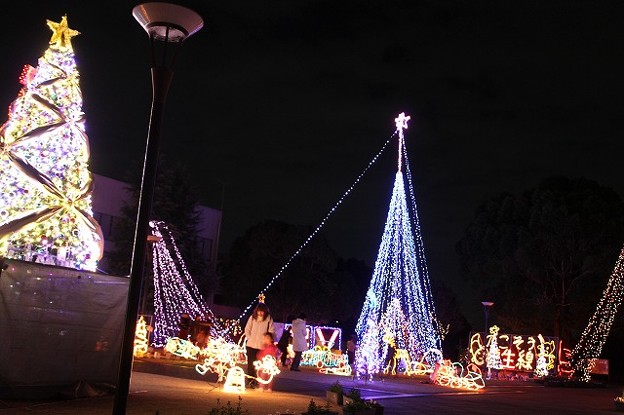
[91,174,222,282]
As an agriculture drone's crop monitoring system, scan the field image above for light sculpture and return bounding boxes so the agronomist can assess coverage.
[133,316,150,358]
[354,113,441,377]
[195,337,246,382]
[223,367,247,393]
[468,329,558,376]
[150,221,225,346]
[164,337,201,360]
[485,325,502,379]
[0,15,103,271]
[302,345,348,369]
[571,245,624,381]
[315,326,341,349]
[253,355,281,385]
[431,360,485,390]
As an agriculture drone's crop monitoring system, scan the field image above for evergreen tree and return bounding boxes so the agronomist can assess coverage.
[107,157,216,310]
[220,219,338,323]
[456,176,624,342]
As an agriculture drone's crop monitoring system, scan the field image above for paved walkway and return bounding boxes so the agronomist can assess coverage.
[1,359,622,414]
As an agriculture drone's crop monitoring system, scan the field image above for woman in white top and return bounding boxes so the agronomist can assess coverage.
[244,303,275,386]
[290,313,307,371]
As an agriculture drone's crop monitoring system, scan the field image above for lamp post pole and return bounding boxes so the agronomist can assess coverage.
[481,301,494,334]
[112,4,202,414]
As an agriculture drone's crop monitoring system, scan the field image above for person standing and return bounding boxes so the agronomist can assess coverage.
[244,303,275,387]
[276,322,292,367]
[177,313,191,339]
[346,334,357,372]
[290,313,307,371]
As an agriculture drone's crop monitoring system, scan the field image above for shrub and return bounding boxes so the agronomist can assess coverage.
[345,388,361,400]
[208,397,250,415]
[327,381,343,393]
[302,399,338,415]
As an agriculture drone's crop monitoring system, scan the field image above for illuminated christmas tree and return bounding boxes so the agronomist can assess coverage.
[150,221,225,346]
[354,113,441,376]
[0,16,102,271]
[571,245,624,380]
[485,325,502,379]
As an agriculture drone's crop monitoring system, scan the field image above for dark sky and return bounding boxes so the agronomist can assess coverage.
[2,1,624,325]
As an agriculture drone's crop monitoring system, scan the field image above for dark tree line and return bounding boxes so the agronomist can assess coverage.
[456,176,624,345]
[217,220,360,325]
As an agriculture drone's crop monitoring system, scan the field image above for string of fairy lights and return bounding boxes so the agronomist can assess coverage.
[231,131,398,326]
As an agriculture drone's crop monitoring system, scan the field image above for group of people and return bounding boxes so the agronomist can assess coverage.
[177,313,211,348]
[175,305,360,392]
[243,303,308,391]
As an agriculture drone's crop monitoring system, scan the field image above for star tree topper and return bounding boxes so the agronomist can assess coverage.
[394,112,410,137]
[47,15,80,50]
[395,112,410,171]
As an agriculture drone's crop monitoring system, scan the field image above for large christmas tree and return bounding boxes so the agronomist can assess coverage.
[355,113,441,376]
[0,16,103,271]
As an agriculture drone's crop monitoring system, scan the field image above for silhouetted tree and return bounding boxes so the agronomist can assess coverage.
[330,258,373,332]
[456,176,624,344]
[219,220,345,323]
[431,279,471,360]
[106,157,217,311]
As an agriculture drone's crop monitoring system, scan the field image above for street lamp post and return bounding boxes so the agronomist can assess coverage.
[112,4,203,414]
[481,301,494,334]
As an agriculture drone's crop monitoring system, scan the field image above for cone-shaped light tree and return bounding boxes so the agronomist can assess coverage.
[0,16,103,271]
[354,113,441,377]
[571,245,624,380]
[149,220,225,346]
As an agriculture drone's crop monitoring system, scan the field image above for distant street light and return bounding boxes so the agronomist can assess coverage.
[481,301,494,334]
[112,3,203,414]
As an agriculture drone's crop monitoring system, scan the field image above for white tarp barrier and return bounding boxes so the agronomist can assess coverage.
[0,258,128,397]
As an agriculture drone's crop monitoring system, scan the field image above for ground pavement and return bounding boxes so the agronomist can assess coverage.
[1,359,622,414]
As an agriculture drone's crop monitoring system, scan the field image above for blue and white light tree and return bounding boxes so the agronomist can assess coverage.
[355,113,441,376]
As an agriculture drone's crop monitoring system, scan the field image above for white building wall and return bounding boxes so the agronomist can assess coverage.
[91,174,221,273]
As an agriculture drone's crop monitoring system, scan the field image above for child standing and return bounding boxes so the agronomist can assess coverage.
[255,332,280,392]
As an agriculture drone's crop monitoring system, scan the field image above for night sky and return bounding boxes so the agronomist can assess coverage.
[2,1,623,325]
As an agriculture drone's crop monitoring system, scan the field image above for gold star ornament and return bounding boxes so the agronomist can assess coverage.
[47,15,80,50]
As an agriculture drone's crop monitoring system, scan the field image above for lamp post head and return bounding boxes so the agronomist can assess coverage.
[481,301,494,307]
[132,2,203,42]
